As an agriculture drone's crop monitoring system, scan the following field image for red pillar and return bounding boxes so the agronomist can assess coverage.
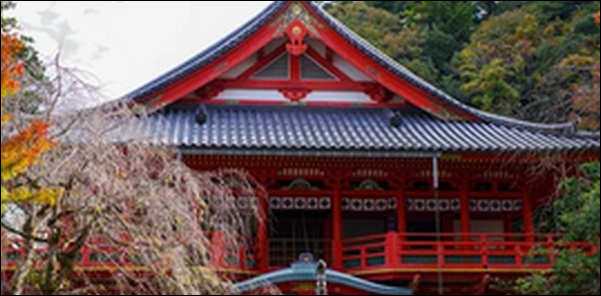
[396,186,407,241]
[210,231,226,268]
[258,195,269,272]
[522,191,534,243]
[332,178,343,270]
[460,180,471,242]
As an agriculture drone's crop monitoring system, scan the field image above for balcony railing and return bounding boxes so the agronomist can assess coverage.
[1,231,258,273]
[342,233,598,272]
[2,232,597,275]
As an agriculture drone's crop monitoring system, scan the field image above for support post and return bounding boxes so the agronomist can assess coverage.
[460,180,471,242]
[522,190,534,244]
[258,196,269,272]
[256,172,270,273]
[396,177,407,242]
[332,177,343,270]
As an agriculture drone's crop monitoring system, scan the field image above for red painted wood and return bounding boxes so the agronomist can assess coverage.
[237,45,288,81]
[522,191,534,243]
[460,181,471,241]
[141,3,289,107]
[279,89,311,102]
[258,196,269,272]
[291,52,300,81]
[300,2,477,121]
[285,19,309,56]
[396,187,407,241]
[332,179,344,270]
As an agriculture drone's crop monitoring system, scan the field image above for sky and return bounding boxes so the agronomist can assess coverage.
[11,1,273,101]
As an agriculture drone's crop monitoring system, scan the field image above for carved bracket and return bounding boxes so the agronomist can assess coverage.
[280,89,312,102]
[364,83,392,103]
[195,80,226,100]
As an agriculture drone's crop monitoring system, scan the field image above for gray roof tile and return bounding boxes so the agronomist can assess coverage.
[126,105,599,156]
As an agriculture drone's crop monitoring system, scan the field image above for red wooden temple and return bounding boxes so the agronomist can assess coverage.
[2,1,599,295]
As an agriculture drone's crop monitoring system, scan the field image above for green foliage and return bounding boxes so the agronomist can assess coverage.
[327,1,600,126]
[460,58,521,113]
[557,162,600,243]
[365,1,419,15]
[1,1,17,30]
[517,162,600,295]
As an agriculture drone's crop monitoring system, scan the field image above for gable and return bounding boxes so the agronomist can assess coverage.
[127,1,591,137]
[124,1,598,155]
[130,1,474,120]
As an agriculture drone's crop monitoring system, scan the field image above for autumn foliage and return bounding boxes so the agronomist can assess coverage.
[1,27,58,213]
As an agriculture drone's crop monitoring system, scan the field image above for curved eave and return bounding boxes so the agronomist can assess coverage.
[126,1,289,101]
[113,105,600,156]
[234,264,412,295]
[303,2,580,134]
[126,1,589,137]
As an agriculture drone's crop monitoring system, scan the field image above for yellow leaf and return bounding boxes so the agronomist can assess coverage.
[1,186,8,200]
[1,114,10,124]
[6,187,63,207]
[10,186,32,203]
[1,187,9,211]
[30,188,64,207]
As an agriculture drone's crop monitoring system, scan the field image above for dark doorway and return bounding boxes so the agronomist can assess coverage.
[269,211,331,267]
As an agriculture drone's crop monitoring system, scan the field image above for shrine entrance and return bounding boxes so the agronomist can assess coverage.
[269,208,333,268]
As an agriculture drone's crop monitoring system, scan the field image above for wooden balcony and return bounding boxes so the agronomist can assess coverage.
[341,233,597,275]
[2,232,597,280]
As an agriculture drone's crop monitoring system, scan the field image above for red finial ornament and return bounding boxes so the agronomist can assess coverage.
[285,20,309,56]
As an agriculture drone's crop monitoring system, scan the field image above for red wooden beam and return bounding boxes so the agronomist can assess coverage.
[332,178,344,270]
[460,180,471,242]
[290,53,300,81]
[300,2,477,121]
[140,3,291,108]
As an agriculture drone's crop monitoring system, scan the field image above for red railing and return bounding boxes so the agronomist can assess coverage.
[1,232,258,272]
[342,233,598,272]
[3,232,597,275]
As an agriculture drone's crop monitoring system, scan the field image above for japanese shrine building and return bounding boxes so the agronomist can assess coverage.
[16,1,601,295]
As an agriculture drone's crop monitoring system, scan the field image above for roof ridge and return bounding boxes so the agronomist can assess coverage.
[305,1,580,135]
[125,1,585,137]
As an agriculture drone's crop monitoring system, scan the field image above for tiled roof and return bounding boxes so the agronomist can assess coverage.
[121,105,599,156]
[125,1,592,136]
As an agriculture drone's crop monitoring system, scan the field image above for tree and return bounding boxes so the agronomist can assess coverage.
[2,5,273,295]
[572,62,600,130]
[3,104,267,295]
[1,4,56,216]
[517,162,600,295]
[456,5,600,123]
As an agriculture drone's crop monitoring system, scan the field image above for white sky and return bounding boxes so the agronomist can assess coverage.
[11,1,273,100]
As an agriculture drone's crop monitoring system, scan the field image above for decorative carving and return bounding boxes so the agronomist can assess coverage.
[280,89,312,102]
[284,178,319,190]
[364,84,392,103]
[195,80,226,100]
[273,2,322,37]
[357,179,383,191]
[285,20,309,56]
